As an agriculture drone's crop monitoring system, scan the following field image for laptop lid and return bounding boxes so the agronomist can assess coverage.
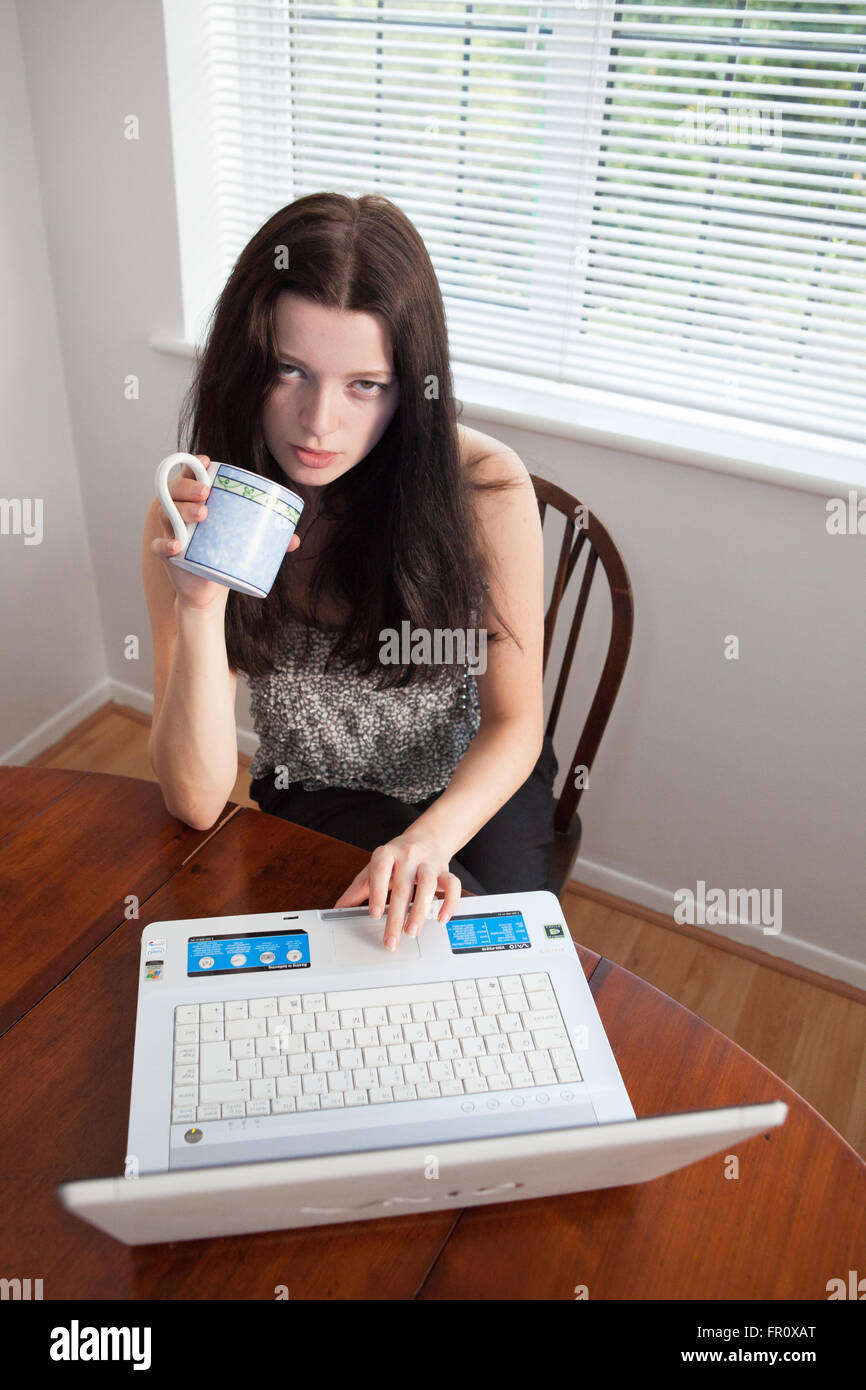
[58,1100,788,1245]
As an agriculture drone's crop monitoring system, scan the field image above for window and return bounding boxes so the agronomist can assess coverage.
[162,0,866,443]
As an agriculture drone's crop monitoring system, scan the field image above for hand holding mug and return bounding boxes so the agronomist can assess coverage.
[151,456,228,609]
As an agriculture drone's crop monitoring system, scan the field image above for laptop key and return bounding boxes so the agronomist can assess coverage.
[200,1080,250,1105]
[403,1063,429,1084]
[556,1065,582,1083]
[532,1029,570,1049]
[453,1059,479,1079]
[454,980,478,998]
[251,1078,276,1100]
[250,998,277,1017]
[417,1081,441,1098]
[522,973,552,991]
[435,1002,459,1020]
[439,1080,464,1096]
[521,1011,562,1031]
[463,1076,489,1093]
[225,1018,266,1041]
[369,1088,394,1104]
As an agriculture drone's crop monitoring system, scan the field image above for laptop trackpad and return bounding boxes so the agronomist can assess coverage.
[330,920,422,966]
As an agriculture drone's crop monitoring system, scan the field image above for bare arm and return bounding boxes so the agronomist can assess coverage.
[141,496,239,829]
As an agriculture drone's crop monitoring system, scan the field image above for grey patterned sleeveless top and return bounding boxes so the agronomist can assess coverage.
[247,589,486,802]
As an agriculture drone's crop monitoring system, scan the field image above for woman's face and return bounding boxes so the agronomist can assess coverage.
[261,291,400,500]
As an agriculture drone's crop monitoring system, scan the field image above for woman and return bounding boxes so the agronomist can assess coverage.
[143,193,558,951]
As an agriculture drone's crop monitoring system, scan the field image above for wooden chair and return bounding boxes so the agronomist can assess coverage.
[530,474,634,899]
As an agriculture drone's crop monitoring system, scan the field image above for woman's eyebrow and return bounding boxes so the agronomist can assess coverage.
[276,350,392,378]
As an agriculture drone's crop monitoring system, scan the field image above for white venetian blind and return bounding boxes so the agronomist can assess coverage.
[169,0,866,442]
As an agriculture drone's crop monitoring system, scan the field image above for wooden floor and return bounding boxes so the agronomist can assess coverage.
[25,700,866,1158]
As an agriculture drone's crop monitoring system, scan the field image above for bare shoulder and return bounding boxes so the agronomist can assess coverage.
[457,423,542,604]
[457,422,534,494]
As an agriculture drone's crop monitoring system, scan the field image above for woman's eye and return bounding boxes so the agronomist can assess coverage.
[277,364,385,396]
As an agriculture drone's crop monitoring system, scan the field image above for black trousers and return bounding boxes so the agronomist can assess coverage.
[249,735,559,896]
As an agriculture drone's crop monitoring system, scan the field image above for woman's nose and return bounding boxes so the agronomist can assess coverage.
[298,385,341,438]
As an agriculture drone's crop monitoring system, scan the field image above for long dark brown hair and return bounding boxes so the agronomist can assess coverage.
[177,192,523,688]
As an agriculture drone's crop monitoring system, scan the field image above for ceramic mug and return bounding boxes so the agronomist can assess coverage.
[154,452,304,598]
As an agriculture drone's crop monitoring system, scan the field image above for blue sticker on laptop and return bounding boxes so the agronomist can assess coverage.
[445,911,531,954]
[187,928,311,976]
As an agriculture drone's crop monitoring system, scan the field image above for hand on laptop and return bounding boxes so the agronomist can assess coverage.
[332,829,462,950]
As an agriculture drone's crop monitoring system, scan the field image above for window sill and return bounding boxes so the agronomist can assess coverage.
[150,333,865,498]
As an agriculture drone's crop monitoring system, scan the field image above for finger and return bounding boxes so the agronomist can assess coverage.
[152,535,183,557]
[164,493,209,528]
[383,869,415,950]
[287,534,301,552]
[367,846,396,922]
[158,489,210,536]
[157,501,208,546]
[171,477,211,502]
[404,863,439,937]
[437,872,463,926]
[181,454,210,476]
[174,457,211,501]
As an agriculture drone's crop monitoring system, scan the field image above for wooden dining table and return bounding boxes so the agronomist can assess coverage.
[1,766,863,1301]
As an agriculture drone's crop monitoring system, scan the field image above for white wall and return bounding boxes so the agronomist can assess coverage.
[4,0,864,988]
[0,0,106,760]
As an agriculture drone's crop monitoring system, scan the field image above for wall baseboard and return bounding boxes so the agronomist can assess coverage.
[1,677,114,768]
[566,872,866,999]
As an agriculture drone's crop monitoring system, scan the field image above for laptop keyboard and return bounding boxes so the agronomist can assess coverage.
[170,971,583,1124]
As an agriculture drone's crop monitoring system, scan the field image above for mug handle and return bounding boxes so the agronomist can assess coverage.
[154,453,218,549]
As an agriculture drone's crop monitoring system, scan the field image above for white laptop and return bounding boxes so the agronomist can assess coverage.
[58,890,787,1243]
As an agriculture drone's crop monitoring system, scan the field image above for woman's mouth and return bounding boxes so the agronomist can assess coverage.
[291,444,338,468]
